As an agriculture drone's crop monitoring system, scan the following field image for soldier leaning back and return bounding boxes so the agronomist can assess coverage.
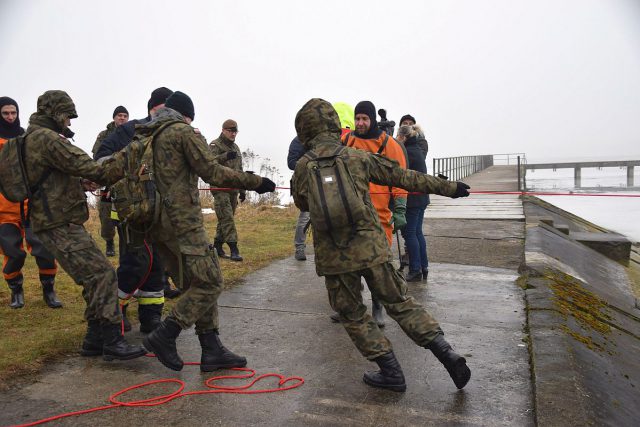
[22,90,146,361]
[291,98,472,392]
[102,91,276,371]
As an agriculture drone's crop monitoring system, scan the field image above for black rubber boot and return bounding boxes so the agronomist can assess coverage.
[8,278,25,309]
[198,331,247,372]
[106,239,116,257]
[162,273,181,299]
[80,320,103,356]
[143,317,184,371]
[426,334,471,389]
[228,242,243,262]
[213,240,229,259]
[41,278,62,308]
[121,304,132,332]
[363,351,407,392]
[139,304,163,334]
[405,270,423,282]
[422,268,429,281]
[102,322,148,361]
[372,299,385,328]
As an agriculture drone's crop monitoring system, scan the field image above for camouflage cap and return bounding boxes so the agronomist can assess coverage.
[294,98,341,146]
[37,90,78,119]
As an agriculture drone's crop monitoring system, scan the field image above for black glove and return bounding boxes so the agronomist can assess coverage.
[226,151,238,160]
[254,177,276,194]
[239,193,246,203]
[452,182,471,198]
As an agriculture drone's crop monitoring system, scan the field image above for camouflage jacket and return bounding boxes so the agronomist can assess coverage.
[107,108,261,255]
[91,121,116,157]
[24,115,108,232]
[292,99,457,276]
[208,134,244,196]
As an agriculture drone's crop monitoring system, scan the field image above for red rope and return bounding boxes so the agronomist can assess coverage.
[201,187,640,197]
[8,365,304,427]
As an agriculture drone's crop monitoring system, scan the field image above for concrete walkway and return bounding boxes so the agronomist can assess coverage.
[0,166,535,426]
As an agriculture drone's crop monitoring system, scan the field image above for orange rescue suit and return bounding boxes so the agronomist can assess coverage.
[0,137,24,226]
[342,132,407,245]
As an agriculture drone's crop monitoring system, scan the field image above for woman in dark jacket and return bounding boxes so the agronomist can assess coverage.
[396,124,429,281]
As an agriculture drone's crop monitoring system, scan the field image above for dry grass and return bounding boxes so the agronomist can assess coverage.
[0,203,298,386]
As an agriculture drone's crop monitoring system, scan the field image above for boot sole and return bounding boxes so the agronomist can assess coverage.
[362,375,407,392]
[103,348,148,361]
[143,336,184,371]
[200,360,248,372]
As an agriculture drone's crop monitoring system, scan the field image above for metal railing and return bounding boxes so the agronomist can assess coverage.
[432,155,493,181]
[432,153,527,189]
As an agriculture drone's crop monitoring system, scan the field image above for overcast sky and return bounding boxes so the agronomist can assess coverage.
[2,0,639,185]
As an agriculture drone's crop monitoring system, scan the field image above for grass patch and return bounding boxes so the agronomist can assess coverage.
[0,203,298,387]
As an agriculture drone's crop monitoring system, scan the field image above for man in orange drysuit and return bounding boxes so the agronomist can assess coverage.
[0,96,60,309]
[342,100,408,327]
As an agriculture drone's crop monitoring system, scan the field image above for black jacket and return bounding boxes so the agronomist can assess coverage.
[405,136,430,208]
[287,136,306,170]
[94,116,150,159]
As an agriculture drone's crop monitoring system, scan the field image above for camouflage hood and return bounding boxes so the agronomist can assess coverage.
[294,98,342,150]
[135,106,185,137]
[28,90,78,137]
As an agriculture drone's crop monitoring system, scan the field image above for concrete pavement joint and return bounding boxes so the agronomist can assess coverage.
[219,304,326,317]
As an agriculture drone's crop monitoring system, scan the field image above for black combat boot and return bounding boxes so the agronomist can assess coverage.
[329,312,341,323]
[371,299,385,328]
[139,304,163,334]
[80,320,103,356]
[213,240,229,259]
[405,270,423,282]
[198,330,247,372]
[426,334,471,389]
[162,273,181,299]
[102,322,148,361]
[105,239,116,257]
[228,242,243,262]
[8,278,25,309]
[121,304,132,332]
[363,351,407,392]
[41,277,62,308]
[422,268,429,281]
[143,317,183,371]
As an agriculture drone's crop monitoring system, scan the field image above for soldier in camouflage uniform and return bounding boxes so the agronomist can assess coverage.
[291,98,471,392]
[106,91,276,372]
[208,119,246,261]
[91,106,129,257]
[22,90,146,361]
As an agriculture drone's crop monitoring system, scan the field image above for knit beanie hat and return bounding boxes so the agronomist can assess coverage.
[165,91,195,120]
[354,100,377,128]
[147,87,173,112]
[400,114,416,125]
[112,105,129,118]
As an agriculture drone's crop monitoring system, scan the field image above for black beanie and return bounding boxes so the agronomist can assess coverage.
[400,114,416,125]
[0,96,23,139]
[165,91,195,120]
[147,87,173,112]
[112,105,129,118]
[354,100,377,127]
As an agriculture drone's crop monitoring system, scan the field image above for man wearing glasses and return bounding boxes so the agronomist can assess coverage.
[209,119,246,261]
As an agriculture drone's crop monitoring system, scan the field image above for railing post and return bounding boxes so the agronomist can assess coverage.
[517,155,521,192]
[628,166,635,187]
[574,167,581,188]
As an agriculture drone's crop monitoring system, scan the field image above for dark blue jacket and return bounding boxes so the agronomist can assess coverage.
[405,135,430,208]
[287,136,306,170]
[94,116,150,159]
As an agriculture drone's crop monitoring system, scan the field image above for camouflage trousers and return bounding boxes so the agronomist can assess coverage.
[98,200,116,241]
[213,192,238,243]
[154,241,222,334]
[325,262,441,360]
[35,224,121,324]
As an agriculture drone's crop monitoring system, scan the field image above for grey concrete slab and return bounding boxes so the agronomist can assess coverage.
[0,258,533,427]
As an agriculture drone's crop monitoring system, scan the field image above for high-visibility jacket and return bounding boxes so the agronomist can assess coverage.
[342,131,407,245]
[0,137,26,226]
